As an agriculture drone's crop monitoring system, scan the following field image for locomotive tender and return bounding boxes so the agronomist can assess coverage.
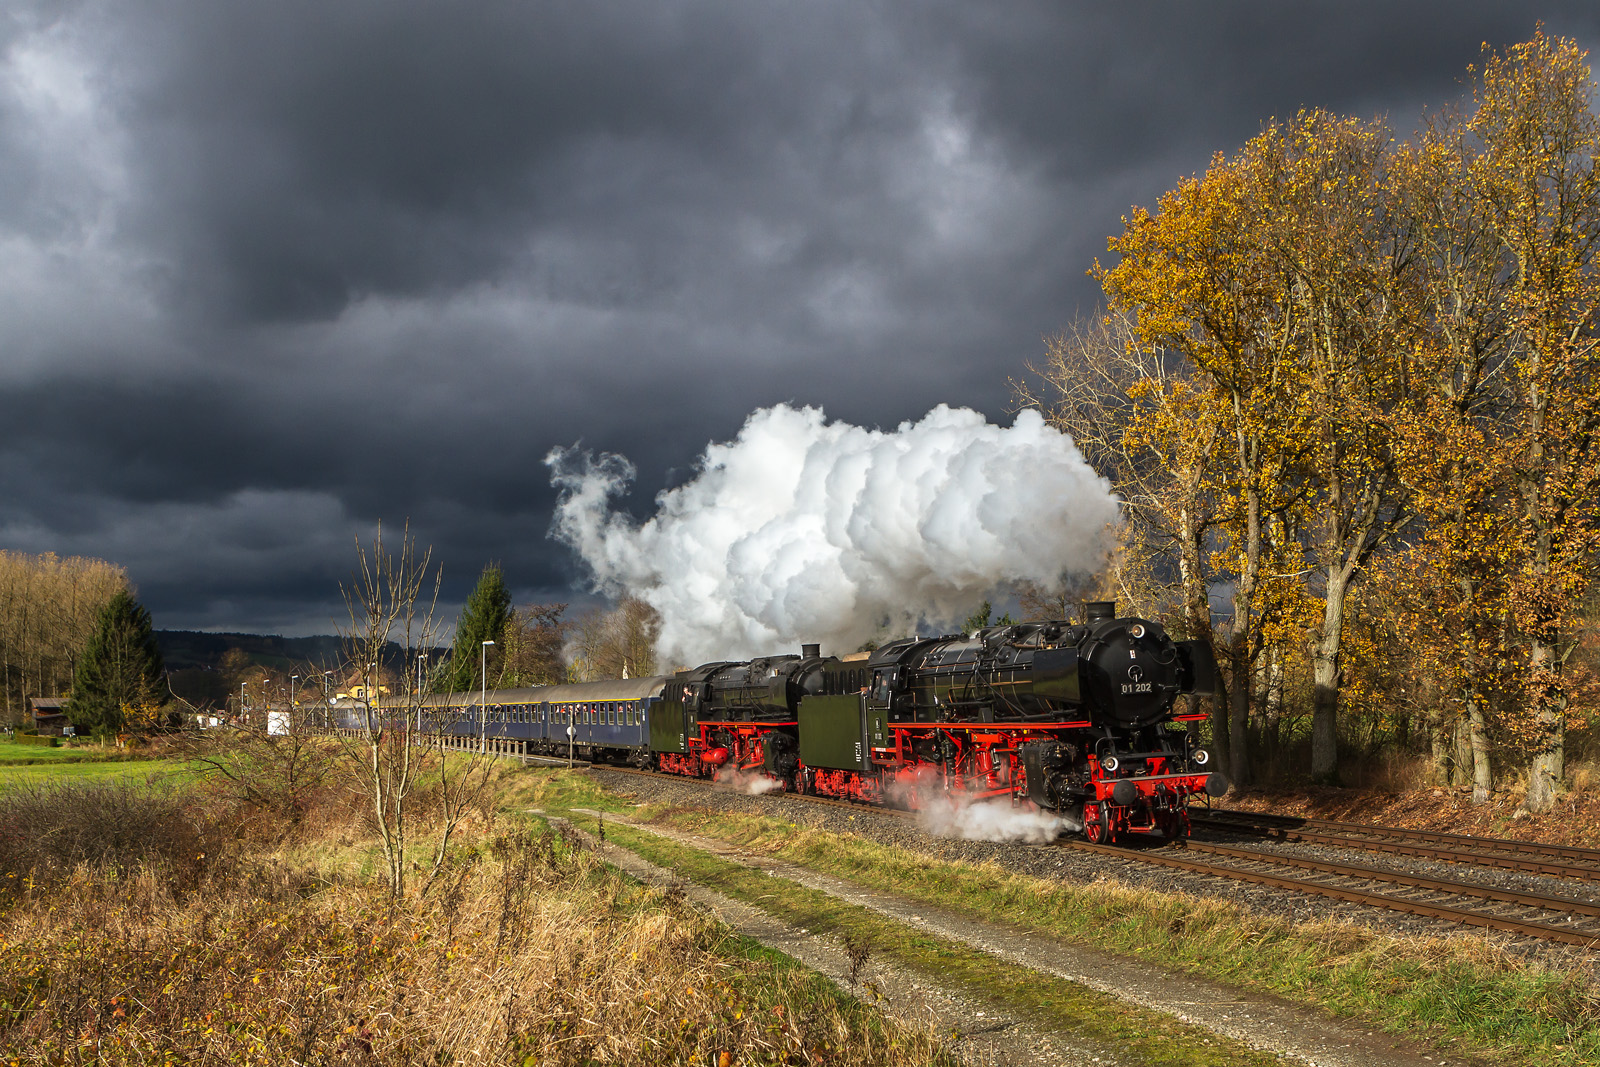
[427,601,1225,844]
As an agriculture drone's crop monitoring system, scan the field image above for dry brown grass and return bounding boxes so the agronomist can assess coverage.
[0,780,951,1065]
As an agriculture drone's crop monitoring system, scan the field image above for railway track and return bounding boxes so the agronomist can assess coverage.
[1191,810,1600,881]
[570,762,1600,948]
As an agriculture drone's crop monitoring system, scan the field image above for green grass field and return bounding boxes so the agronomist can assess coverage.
[0,737,185,785]
[0,760,186,786]
[0,737,116,762]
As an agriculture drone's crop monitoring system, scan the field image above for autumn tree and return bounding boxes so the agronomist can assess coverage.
[501,602,569,687]
[1099,141,1317,787]
[1386,98,1522,803]
[1254,111,1415,783]
[67,589,165,739]
[1469,33,1600,811]
[436,564,512,694]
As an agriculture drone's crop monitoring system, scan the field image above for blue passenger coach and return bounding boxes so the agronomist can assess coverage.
[423,676,668,763]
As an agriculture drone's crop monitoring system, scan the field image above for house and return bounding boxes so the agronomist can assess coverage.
[28,696,69,736]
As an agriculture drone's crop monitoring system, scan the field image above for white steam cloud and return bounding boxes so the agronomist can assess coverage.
[916,796,1069,844]
[545,404,1117,666]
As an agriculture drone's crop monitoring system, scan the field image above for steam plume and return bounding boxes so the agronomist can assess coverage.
[546,404,1117,666]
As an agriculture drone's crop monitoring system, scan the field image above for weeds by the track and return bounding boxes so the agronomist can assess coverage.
[614,793,1600,1067]
[0,772,955,1064]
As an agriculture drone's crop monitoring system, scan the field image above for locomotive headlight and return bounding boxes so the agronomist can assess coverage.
[1101,755,1120,773]
[1129,624,1146,639]
[1193,748,1210,766]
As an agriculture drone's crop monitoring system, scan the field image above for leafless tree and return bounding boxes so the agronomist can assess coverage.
[338,523,497,899]
[565,597,660,681]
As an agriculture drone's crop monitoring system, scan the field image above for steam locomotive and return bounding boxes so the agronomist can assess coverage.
[425,601,1224,844]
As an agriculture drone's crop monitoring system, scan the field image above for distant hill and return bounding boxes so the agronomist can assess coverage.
[156,631,449,710]
[157,631,351,672]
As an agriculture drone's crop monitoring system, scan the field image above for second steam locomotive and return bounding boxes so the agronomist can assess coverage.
[423,601,1225,845]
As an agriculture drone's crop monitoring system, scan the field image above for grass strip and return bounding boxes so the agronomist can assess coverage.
[633,799,1597,1067]
[566,809,1289,1067]
[514,768,1600,1067]
[0,759,185,786]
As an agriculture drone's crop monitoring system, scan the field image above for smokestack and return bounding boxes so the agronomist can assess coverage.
[1084,601,1116,622]
[801,643,821,659]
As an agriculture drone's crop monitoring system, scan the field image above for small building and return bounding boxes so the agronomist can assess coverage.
[28,696,69,736]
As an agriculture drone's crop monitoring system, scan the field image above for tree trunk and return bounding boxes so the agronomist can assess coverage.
[1263,648,1284,773]
[1228,641,1250,788]
[1227,482,1261,789]
[1451,712,1473,789]
[1467,694,1492,805]
[1428,705,1451,787]
[1310,565,1351,784]
[1525,633,1565,812]
[1178,504,1229,770]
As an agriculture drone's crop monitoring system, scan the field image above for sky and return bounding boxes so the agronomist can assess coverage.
[2,1,1598,638]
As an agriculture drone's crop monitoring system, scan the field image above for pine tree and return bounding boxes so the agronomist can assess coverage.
[67,589,165,738]
[437,564,512,694]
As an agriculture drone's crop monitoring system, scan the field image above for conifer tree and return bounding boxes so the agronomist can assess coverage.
[437,564,512,694]
[67,589,165,738]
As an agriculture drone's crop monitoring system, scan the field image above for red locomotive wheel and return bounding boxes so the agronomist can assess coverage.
[1082,802,1110,844]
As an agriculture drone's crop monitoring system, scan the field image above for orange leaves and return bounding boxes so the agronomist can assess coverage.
[1081,31,1600,791]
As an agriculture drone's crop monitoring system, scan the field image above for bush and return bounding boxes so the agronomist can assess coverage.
[0,780,228,898]
[10,734,56,748]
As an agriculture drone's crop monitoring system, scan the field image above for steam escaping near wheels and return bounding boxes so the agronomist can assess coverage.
[546,404,1118,665]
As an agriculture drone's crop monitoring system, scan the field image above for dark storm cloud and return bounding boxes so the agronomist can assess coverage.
[1,1,1597,634]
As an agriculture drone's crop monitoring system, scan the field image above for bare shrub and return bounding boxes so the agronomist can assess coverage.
[0,780,228,898]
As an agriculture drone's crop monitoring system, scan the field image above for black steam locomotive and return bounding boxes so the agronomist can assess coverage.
[424,601,1225,844]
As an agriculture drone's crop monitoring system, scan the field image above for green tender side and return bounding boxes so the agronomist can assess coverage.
[798,693,869,772]
[649,695,687,754]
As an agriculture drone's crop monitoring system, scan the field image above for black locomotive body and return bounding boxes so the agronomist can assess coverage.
[649,601,1224,844]
[421,601,1223,844]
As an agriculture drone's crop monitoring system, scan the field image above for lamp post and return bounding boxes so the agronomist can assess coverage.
[239,681,246,722]
[416,652,428,732]
[323,671,333,729]
[290,674,298,730]
[480,640,494,754]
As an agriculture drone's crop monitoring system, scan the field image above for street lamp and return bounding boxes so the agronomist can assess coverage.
[323,671,333,729]
[481,640,494,754]
[416,652,428,732]
[239,681,246,721]
[290,674,299,727]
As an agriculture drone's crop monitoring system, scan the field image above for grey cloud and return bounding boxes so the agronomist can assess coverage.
[1,1,1596,634]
